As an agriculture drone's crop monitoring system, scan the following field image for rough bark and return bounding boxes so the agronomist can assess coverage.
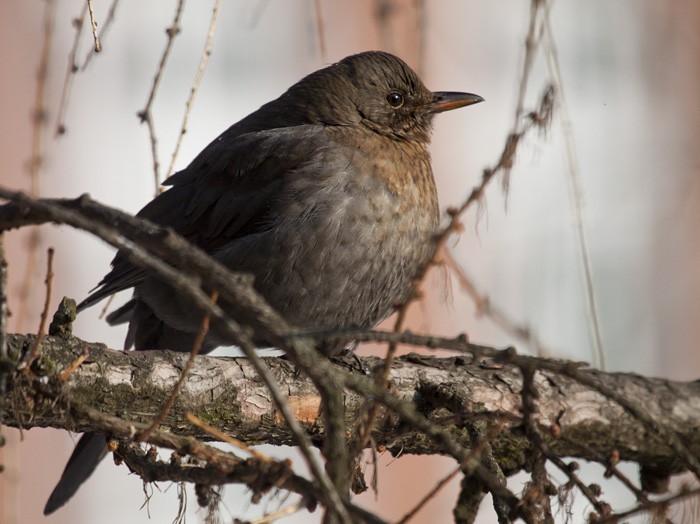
[3,332,700,478]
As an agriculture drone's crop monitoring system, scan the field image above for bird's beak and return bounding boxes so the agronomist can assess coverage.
[425,92,484,114]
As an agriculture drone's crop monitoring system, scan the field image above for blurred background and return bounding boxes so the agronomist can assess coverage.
[1,1,699,522]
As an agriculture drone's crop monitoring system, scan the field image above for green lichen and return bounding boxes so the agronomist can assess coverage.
[490,431,530,473]
[48,297,77,339]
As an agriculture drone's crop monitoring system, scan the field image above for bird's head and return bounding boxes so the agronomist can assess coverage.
[337,52,483,142]
[264,51,483,143]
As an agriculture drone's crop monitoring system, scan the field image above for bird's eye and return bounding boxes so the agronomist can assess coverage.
[386,92,404,108]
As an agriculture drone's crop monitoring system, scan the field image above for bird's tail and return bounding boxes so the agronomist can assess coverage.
[43,432,108,515]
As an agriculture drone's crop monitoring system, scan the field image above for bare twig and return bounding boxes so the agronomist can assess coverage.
[312,0,327,61]
[594,486,700,523]
[29,0,55,197]
[350,303,409,455]
[396,466,462,524]
[514,0,544,126]
[0,235,7,362]
[137,0,186,193]
[557,433,651,506]
[185,412,271,463]
[58,343,89,380]
[86,0,102,52]
[374,1,395,56]
[247,501,305,524]
[0,235,8,428]
[542,8,606,370]
[98,294,115,320]
[541,444,611,519]
[415,0,426,76]
[520,365,555,523]
[74,407,314,512]
[503,0,546,197]
[55,6,87,136]
[341,373,521,515]
[16,0,56,332]
[138,291,219,442]
[164,0,222,180]
[396,423,504,524]
[443,246,551,357]
[246,0,271,29]
[445,85,555,246]
[81,0,119,70]
[18,247,54,372]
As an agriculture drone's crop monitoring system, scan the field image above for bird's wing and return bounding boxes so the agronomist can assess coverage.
[78,125,332,311]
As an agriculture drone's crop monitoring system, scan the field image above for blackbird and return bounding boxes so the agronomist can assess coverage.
[44,50,483,514]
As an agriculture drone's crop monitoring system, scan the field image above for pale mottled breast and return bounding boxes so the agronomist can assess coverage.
[228,127,440,334]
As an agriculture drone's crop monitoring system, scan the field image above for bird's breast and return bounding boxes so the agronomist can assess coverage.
[251,132,440,330]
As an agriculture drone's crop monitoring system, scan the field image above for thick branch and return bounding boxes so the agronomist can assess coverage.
[4,333,700,477]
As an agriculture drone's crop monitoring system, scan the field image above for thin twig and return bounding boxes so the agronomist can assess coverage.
[350,304,408,455]
[98,293,115,320]
[16,0,56,332]
[404,467,465,523]
[502,0,546,197]
[312,0,327,61]
[557,432,651,506]
[415,0,426,76]
[138,290,218,442]
[164,0,222,180]
[396,423,504,524]
[78,408,385,524]
[247,500,305,524]
[0,235,8,428]
[18,247,54,373]
[539,441,611,518]
[520,365,555,523]
[137,0,186,193]
[443,246,551,357]
[594,486,700,523]
[58,343,89,380]
[247,0,271,29]
[86,0,101,52]
[542,8,606,370]
[30,0,56,194]
[514,0,544,125]
[374,1,395,57]
[55,5,87,136]
[0,235,7,362]
[81,0,119,70]
[185,412,271,463]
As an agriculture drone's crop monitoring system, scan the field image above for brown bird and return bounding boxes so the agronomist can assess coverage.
[45,50,483,514]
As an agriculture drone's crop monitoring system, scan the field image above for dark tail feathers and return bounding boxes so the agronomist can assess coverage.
[44,432,108,515]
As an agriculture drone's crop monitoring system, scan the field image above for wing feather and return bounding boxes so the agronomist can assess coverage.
[78,125,329,311]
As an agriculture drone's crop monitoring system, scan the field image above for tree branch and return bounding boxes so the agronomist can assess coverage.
[4,332,699,477]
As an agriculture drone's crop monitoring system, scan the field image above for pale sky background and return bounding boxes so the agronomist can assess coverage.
[1,1,699,523]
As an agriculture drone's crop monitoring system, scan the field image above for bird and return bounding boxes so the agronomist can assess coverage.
[44,50,483,514]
